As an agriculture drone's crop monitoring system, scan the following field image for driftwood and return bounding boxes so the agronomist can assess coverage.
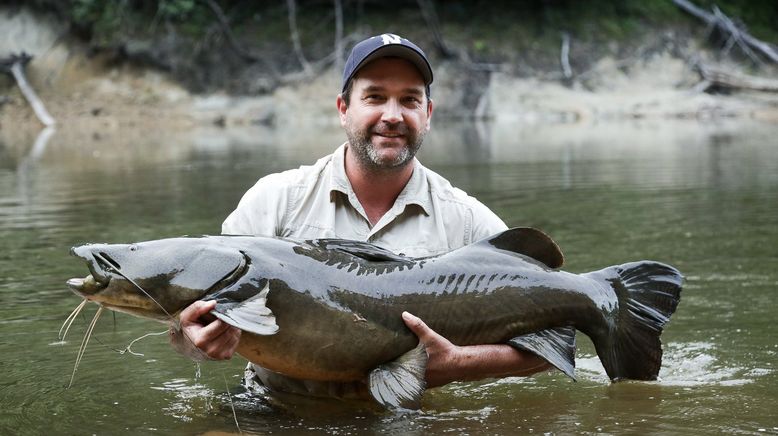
[560,32,573,79]
[696,63,778,93]
[673,0,778,64]
[1,53,56,126]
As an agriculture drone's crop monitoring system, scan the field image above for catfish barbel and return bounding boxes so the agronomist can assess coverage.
[66,227,682,408]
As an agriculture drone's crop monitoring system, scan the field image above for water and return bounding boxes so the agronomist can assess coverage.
[1,119,776,434]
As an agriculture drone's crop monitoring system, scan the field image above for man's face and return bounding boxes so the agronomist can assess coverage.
[337,57,433,172]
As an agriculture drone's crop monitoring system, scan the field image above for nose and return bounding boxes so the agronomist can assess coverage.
[380,99,403,124]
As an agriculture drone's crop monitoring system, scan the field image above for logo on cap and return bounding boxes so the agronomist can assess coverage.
[380,34,403,45]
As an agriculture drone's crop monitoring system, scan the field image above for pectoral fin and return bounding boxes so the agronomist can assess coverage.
[507,326,577,380]
[368,342,427,409]
[210,282,278,335]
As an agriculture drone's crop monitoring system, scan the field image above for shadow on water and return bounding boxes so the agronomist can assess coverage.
[0,118,777,434]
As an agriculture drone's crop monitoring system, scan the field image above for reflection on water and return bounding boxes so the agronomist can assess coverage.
[1,119,777,434]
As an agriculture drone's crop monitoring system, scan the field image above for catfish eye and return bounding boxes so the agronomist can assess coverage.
[130,245,138,252]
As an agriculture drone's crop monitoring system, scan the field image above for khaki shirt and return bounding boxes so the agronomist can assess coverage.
[222,143,507,256]
[222,143,508,399]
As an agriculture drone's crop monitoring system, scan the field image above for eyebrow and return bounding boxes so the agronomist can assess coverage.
[361,85,424,96]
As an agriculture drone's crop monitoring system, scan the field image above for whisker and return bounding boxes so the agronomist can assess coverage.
[80,257,212,363]
[115,330,168,356]
[59,299,88,341]
[102,261,214,361]
[68,306,103,388]
[98,257,175,324]
[223,372,242,434]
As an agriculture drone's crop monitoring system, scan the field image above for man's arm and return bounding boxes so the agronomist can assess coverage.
[402,312,552,387]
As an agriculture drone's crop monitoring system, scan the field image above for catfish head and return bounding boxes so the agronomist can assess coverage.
[67,237,248,322]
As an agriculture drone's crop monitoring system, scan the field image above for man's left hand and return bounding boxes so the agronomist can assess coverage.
[402,311,463,387]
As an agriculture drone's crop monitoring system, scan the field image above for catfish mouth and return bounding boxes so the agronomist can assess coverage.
[67,245,251,302]
[67,249,121,296]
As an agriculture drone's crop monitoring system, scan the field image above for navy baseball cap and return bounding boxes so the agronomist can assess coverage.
[341,33,433,93]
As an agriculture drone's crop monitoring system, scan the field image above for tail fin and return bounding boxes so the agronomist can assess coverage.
[583,261,683,381]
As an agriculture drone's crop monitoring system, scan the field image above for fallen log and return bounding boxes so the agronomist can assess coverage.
[696,63,778,93]
[1,52,56,126]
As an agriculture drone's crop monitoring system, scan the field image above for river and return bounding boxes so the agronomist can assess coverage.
[0,118,776,434]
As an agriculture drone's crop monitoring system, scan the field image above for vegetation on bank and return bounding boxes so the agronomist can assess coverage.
[8,0,778,93]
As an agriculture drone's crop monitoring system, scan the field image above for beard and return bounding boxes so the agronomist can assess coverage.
[345,120,426,172]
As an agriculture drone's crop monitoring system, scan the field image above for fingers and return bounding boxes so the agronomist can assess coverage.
[179,300,217,325]
[402,311,426,334]
[196,317,231,339]
[402,311,441,344]
[171,300,241,361]
[190,322,241,360]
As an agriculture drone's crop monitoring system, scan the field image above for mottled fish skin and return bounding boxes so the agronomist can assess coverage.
[67,228,683,402]
[219,234,601,382]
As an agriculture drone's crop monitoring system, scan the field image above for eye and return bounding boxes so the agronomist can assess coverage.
[129,245,138,252]
[364,94,385,102]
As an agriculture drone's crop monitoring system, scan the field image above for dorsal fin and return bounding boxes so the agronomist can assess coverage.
[479,227,564,268]
[312,239,411,262]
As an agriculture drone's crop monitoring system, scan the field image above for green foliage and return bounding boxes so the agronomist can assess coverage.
[156,0,196,20]
[70,0,121,28]
[62,0,204,43]
[21,0,778,58]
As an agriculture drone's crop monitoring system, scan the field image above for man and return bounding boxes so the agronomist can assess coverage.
[171,34,551,397]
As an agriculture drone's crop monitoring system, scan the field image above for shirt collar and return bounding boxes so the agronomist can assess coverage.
[329,143,432,217]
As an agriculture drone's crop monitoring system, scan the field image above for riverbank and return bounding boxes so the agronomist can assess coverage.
[1,4,777,146]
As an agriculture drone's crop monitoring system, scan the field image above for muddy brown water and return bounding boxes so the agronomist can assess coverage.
[1,119,776,434]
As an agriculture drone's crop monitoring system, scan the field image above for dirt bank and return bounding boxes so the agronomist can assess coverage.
[2,5,777,143]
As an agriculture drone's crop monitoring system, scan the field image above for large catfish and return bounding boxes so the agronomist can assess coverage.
[66,228,682,408]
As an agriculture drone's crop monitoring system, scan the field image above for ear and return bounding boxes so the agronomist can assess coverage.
[336,94,348,127]
[425,98,434,132]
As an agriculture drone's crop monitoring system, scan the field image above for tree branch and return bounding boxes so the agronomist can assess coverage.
[204,0,258,62]
[286,0,312,74]
[1,53,56,127]
[416,0,457,59]
[560,32,572,79]
[334,0,344,73]
[673,0,778,63]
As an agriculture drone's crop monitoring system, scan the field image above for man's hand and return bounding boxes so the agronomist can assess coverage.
[401,311,462,387]
[402,311,552,388]
[169,300,241,361]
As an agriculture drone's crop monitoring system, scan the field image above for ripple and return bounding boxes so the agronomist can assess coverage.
[575,341,772,386]
[150,378,217,422]
[418,406,497,422]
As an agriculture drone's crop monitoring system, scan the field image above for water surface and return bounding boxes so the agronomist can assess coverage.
[1,119,776,434]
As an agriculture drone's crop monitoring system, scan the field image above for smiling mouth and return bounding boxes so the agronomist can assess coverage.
[373,133,406,142]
